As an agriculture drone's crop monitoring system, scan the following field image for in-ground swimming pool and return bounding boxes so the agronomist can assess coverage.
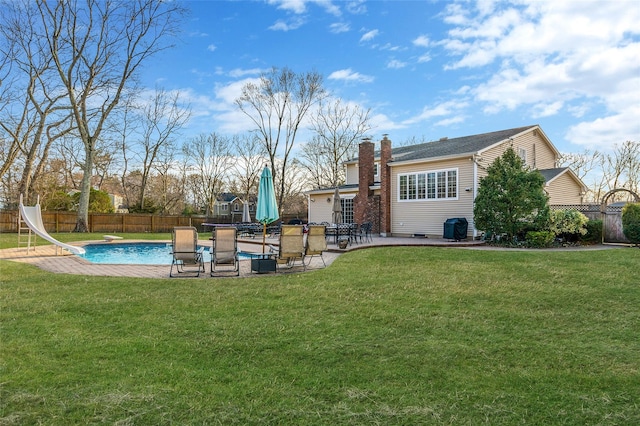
[79,242,258,265]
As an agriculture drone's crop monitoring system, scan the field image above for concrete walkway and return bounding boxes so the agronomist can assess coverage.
[0,235,485,279]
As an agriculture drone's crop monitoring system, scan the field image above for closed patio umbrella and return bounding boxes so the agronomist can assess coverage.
[256,166,279,252]
[332,187,342,224]
[242,201,251,223]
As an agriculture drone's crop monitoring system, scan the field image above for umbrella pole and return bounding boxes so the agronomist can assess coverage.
[262,223,266,253]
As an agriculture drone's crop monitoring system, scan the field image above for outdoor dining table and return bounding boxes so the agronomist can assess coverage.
[325,223,357,245]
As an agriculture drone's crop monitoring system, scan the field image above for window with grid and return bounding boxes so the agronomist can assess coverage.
[341,198,354,224]
[399,168,458,201]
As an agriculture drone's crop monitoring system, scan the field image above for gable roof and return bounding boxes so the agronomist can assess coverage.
[217,193,239,203]
[538,167,587,190]
[347,125,542,164]
[538,168,567,183]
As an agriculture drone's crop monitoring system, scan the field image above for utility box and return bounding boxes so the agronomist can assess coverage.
[251,257,276,273]
[443,218,468,241]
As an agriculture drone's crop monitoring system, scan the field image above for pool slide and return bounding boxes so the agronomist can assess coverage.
[19,195,86,255]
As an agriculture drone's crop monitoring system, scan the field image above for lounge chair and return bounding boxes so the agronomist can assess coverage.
[211,226,239,276]
[170,226,205,277]
[305,225,327,267]
[272,224,305,270]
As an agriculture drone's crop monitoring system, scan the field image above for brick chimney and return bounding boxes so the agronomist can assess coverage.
[353,139,374,225]
[379,135,392,236]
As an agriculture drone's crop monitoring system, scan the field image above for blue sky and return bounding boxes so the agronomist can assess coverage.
[142,0,640,155]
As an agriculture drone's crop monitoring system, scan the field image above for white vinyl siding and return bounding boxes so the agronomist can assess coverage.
[480,130,557,171]
[399,168,458,201]
[546,172,584,204]
[307,191,358,224]
[391,159,473,237]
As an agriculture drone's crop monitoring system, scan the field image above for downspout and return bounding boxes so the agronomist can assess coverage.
[472,155,478,239]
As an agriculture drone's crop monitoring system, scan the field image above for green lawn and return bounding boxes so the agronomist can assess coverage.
[1,242,639,424]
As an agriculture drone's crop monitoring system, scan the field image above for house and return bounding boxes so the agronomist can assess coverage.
[213,193,255,222]
[306,125,587,239]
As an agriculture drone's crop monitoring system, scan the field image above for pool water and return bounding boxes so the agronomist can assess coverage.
[79,242,257,265]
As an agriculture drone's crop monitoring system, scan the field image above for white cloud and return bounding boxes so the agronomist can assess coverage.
[387,60,406,69]
[435,116,465,127]
[413,35,430,47]
[269,17,306,31]
[438,0,640,149]
[207,44,217,52]
[566,104,640,149]
[360,29,379,42]
[404,100,470,125]
[387,59,407,69]
[417,53,431,63]
[329,22,350,33]
[328,68,374,83]
[215,78,258,105]
[532,101,564,118]
[268,0,307,14]
[345,0,366,15]
[228,68,265,78]
[267,0,341,17]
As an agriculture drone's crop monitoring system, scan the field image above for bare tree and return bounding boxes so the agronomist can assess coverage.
[0,1,74,203]
[229,134,265,200]
[302,98,372,188]
[602,141,640,201]
[235,67,327,214]
[152,143,183,215]
[129,87,190,211]
[183,133,234,216]
[35,0,185,231]
[560,141,640,202]
[278,157,310,217]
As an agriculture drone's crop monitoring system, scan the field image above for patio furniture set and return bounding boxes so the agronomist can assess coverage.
[318,221,373,248]
[169,224,329,278]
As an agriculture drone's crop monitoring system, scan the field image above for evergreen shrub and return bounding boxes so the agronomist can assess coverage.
[583,219,603,243]
[549,209,588,241]
[622,203,640,245]
[525,231,555,248]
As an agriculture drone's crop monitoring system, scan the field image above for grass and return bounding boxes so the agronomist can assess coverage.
[1,235,639,424]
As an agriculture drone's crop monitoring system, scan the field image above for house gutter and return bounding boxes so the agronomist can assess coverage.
[387,152,475,167]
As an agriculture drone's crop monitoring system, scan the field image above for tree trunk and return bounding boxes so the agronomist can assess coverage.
[75,144,94,232]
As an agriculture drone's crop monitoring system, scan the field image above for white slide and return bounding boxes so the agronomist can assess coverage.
[19,195,86,255]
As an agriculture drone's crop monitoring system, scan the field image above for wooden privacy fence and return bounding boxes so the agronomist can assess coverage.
[0,211,299,234]
[0,211,215,234]
[550,204,628,243]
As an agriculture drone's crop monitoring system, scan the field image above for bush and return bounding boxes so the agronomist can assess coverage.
[582,219,603,243]
[72,188,114,213]
[622,203,640,245]
[525,231,555,248]
[43,191,74,211]
[549,209,588,241]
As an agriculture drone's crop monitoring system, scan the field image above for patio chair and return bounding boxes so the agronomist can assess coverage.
[170,226,205,277]
[322,221,336,243]
[211,226,239,276]
[336,223,352,246]
[272,224,305,270]
[305,225,327,267]
[360,221,373,243]
[350,223,361,244]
